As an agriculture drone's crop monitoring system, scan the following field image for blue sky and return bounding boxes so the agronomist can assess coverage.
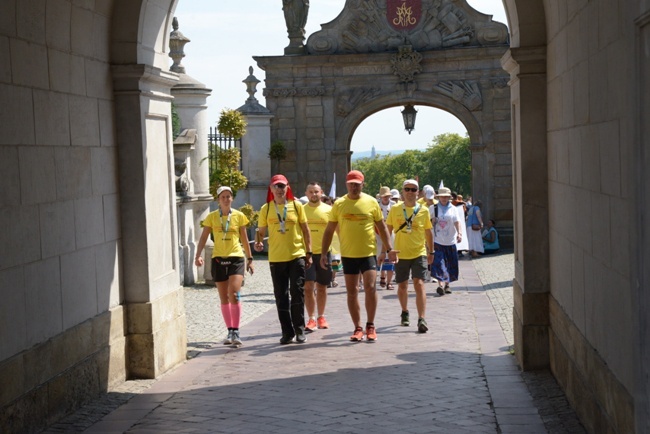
[173,1,508,152]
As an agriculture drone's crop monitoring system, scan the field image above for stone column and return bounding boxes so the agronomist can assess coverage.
[501,47,550,370]
[112,63,187,379]
[170,18,213,285]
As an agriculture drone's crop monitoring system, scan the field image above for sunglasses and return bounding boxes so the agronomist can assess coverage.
[274,183,287,189]
[403,187,418,192]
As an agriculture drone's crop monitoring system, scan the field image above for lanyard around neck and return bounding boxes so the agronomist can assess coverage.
[402,203,421,225]
[273,201,288,223]
[219,208,232,240]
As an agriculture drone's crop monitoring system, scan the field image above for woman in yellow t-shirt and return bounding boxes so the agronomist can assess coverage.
[195,186,254,347]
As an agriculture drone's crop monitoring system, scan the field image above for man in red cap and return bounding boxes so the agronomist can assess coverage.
[255,174,313,344]
[320,170,395,342]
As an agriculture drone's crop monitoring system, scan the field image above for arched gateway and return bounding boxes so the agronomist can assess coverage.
[256,0,512,232]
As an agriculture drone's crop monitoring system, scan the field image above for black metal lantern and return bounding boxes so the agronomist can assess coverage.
[401,104,417,134]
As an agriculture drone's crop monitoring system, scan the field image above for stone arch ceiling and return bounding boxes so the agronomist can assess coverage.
[502,0,547,47]
[111,0,176,68]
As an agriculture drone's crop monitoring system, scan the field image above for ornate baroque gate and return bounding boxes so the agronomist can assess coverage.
[256,0,512,233]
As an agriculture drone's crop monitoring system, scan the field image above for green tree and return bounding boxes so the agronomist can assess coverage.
[424,133,471,195]
[217,108,247,138]
[208,109,249,197]
[209,147,248,197]
[351,133,471,196]
[171,101,181,139]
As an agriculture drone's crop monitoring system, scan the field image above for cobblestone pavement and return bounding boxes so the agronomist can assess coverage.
[44,252,585,433]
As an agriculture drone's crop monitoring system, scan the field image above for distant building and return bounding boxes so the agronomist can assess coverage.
[371,146,376,158]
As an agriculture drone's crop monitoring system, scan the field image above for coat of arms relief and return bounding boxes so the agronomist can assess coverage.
[306,0,508,55]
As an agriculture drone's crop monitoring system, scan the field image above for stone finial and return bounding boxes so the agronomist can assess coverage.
[169,17,191,73]
[243,66,261,104]
[238,66,270,114]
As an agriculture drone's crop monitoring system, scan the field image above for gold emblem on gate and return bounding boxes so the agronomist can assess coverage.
[393,3,417,28]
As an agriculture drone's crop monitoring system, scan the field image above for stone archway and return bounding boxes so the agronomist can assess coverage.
[256,0,513,237]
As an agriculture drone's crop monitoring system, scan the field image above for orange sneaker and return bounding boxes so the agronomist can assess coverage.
[317,316,329,329]
[305,318,317,332]
[350,327,364,341]
[365,325,377,341]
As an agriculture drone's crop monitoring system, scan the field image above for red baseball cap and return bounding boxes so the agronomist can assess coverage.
[270,174,289,186]
[346,170,364,184]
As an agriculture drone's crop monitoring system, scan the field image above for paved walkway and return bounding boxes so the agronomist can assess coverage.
[45,252,585,433]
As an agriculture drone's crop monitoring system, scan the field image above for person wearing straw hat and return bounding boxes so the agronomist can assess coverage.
[376,186,395,290]
[195,186,254,347]
[254,174,313,345]
[429,186,462,295]
[386,179,434,333]
[320,170,395,342]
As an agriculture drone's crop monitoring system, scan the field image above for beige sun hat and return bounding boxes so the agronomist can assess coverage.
[436,187,452,197]
[379,186,392,197]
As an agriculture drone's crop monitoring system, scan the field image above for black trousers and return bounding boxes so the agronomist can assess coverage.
[269,257,306,337]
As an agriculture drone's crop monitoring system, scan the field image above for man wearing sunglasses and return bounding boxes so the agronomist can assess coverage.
[255,174,313,345]
[320,170,395,342]
[386,180,434,333]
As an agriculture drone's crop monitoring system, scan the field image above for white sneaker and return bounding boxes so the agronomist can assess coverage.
[231,330,242,346]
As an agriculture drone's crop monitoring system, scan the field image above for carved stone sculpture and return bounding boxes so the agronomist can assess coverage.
[175,158,189,196]
[283,0,310,55]
[391,45,423,83]
[306,0,507,55]
[435,80,483,111]
[336,87,382,117]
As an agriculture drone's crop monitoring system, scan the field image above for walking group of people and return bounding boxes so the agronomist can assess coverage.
[195,169,498,347]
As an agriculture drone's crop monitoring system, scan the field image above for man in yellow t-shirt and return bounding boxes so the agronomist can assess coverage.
[254,174,312,345]
[386,179,434,333]
[320,170,395,342]
[303,182,333,332]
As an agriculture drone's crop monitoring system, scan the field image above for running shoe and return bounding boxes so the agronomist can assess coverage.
[365,325,377,341]
[295,330,307,343]
[350,327,364,341]
[436,286,445,296]
[223,330,233,345]
[231,330,242,346]
[401,311,410,327]
[444,284,452,294]
[317,316,329,329]
[305,318,317,332]
[417,318,428,333]
[279,334,295,345]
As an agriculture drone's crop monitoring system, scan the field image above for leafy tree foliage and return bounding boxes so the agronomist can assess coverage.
[217,108,247,138]
[208,147,248,198]
[352,133,471,196]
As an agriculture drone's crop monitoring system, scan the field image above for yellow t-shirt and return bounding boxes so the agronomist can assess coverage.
[303,201,332,255]
[258,200,308,262]
[329,192,383,258]
[202,209,249,258]
[386,203,432,259]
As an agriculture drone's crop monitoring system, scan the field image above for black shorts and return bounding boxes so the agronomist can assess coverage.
[211,256,246,282]
[342,256,377,275]
[395,256,428,283]
[305,253,332,285]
